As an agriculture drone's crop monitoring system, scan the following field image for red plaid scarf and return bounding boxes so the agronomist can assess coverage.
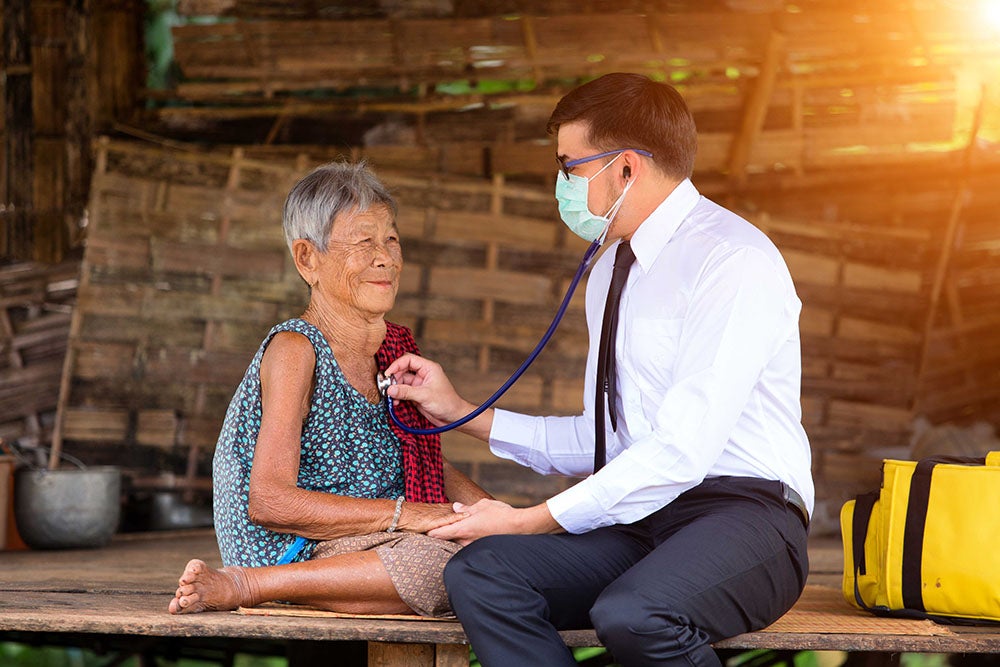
[375,322,448,503]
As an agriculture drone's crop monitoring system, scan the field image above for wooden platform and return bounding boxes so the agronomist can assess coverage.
[2,531,1000,665]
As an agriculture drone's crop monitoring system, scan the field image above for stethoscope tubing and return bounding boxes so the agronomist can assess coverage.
[385,238,603,435]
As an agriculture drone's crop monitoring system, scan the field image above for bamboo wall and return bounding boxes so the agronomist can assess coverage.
[4,0,1000,535]
[52,134,1000,534]
[0,0,143,263]
[54,138,588,503]
[0,262,77,446]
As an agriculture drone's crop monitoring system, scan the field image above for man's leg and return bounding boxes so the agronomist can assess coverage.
[444,527,649,667]
[589,478,809,667]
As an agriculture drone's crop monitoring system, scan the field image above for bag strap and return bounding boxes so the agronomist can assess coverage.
[901,455,986,612]
[851,490,879,610]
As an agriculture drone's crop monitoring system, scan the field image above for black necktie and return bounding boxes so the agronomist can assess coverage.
[594,241,635,473]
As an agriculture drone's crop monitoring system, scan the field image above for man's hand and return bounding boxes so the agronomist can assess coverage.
[384,353,472,426]
[397,502,466,533]
[427,499,562,546]
[384,353,494,440]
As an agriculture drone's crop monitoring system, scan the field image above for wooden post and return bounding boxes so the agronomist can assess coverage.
[368,642,469,667]
[727,29,785,188]
[3,0,33,260]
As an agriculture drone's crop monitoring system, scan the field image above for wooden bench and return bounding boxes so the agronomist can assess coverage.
[3,530,1000,666]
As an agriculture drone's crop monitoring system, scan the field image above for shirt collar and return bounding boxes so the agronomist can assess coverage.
[629,178,700,273]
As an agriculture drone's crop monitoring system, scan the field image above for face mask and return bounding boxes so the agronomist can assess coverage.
[555,153,633,242]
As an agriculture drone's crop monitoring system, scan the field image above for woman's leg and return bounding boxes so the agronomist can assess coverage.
[167,551,410,615]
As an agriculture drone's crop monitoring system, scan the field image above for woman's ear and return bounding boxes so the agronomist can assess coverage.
[292,239,318,286]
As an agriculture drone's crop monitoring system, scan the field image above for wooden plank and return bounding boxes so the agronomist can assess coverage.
[427,268,551,306]
[432,211,558,249]
[368,642,436,667]
[136,409,178,449]
[435,644,470,667]
[150,239,285,278]
[71,341,135,380]
[826,400,912,433]
[61,407,129,442]
[142,349,251,386]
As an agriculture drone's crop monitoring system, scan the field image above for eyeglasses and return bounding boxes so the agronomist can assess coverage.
[557,148,653,180]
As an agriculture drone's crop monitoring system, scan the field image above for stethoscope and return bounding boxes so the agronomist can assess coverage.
[378,233,607,435]
[275,230,608,565]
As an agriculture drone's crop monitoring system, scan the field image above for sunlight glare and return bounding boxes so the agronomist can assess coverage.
[984,0,1000,30]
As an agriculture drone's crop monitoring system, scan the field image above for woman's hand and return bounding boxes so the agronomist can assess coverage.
[397,501,467,534]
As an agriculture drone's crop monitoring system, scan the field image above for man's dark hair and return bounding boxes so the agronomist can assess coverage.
[546,73,698,180]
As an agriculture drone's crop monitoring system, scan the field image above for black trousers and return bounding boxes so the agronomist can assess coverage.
[444,476,809,667]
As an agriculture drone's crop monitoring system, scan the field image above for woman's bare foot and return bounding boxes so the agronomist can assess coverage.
[168,559,251,614]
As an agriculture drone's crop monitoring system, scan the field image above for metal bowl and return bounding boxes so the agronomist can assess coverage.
[14,466,121,549]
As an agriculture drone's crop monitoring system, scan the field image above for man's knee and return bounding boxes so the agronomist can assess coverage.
[591,588,709,663]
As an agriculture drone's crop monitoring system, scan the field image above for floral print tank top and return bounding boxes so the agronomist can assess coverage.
[213,318,404,567]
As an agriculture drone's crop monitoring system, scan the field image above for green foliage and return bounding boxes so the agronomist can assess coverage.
[0,643,287,667]
[144,0,178,91]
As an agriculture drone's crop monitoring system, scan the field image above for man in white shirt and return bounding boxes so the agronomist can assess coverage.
[385,72,813,667]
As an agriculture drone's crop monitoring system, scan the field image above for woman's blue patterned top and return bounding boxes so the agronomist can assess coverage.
[212,318,405,567]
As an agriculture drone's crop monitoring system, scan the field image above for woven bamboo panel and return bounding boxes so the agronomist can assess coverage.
[155,4,1000,184]
[0,262,78,445]
[55,136,1000,519]
[55,138,589,489]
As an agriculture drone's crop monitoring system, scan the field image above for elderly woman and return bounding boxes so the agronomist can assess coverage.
[168,161,489,618]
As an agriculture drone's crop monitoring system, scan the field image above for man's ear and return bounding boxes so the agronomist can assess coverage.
[620,151,641,184]
[292,238,319,286]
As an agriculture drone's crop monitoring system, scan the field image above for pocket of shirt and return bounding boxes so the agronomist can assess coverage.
[628,317,684,376]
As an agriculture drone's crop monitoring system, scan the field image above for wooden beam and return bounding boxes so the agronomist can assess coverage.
[3,0,33,261]
[913,81,988,408]
[727,29,786,187]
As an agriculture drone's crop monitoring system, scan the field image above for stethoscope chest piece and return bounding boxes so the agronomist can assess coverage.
[376,372,394,398]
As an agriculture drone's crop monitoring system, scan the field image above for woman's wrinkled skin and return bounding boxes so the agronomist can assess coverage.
[169,203,490,615]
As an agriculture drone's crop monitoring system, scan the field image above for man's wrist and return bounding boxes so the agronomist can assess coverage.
[518,503,563,535]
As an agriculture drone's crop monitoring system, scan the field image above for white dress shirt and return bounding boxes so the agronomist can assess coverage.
[489,179,814,534]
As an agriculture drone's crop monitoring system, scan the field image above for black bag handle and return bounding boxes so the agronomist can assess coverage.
[850,491,880,611]
[900,455,985,612]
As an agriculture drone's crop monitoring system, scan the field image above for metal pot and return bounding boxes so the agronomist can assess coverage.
[14,466,121,549]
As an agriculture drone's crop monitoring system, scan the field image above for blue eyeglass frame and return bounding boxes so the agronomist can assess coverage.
[557,148,653,180]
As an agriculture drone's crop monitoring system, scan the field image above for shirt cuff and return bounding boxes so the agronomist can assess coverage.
[488,409,543,468]
[545,478,613,534]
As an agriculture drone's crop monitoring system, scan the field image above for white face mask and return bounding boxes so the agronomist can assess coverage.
[555,153,633,243]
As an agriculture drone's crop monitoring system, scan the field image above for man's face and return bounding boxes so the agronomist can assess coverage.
[555,122,626,221]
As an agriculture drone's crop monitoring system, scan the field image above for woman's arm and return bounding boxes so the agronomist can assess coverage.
[443,458,493,505]
[247,332,460,539]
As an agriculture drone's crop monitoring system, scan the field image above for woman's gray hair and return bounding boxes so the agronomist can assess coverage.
[282,160,397,252]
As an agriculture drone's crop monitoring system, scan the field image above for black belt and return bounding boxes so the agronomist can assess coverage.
[782,483,810,529]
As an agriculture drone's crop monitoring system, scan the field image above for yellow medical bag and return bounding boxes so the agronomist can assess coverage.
[841,451,1000,624]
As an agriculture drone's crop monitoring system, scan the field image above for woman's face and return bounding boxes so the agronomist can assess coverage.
[313,204,402,316]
